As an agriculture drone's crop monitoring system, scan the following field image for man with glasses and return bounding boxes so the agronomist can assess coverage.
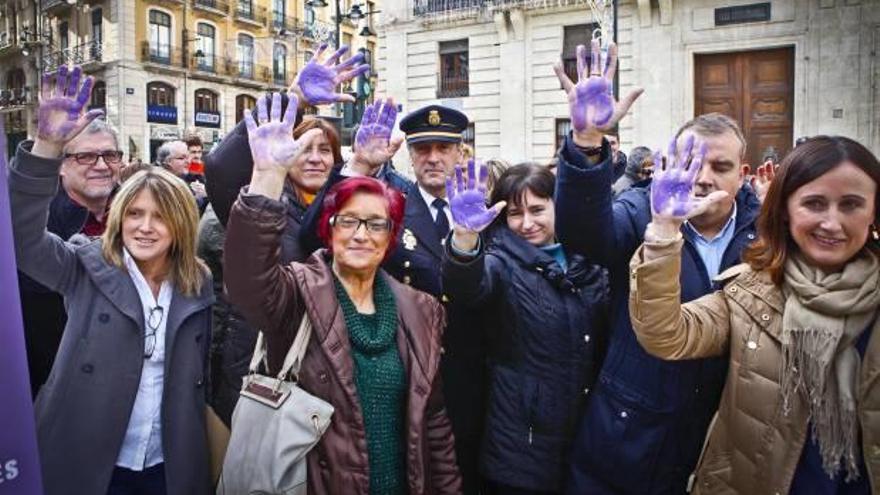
[19,118,122,395]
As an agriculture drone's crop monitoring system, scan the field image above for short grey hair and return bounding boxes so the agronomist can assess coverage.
[156,140,187,166]
[62,118,120,154]
[674,113,747,159]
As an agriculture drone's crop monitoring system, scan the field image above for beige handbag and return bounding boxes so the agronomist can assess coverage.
[216,316,334,495]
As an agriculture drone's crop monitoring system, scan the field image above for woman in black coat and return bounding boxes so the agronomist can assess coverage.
[442,162,609,494]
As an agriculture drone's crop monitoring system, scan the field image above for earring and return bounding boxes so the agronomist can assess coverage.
[871,223,880,242]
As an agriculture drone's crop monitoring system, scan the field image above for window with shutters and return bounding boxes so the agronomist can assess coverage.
[236,94,257,123]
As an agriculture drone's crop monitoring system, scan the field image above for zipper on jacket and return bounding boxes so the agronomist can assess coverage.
[528,426,533,445]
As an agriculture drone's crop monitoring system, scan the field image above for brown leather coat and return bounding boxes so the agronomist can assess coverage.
[628,238,880,494]
[224,192,462,494]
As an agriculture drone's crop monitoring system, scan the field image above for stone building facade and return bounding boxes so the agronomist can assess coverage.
[376,0,879,170]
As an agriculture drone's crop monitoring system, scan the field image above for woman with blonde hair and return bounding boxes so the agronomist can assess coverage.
[10,65,213,495]
[629,134,880,493]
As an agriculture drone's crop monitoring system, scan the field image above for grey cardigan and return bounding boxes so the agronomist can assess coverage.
[8,141,214,495]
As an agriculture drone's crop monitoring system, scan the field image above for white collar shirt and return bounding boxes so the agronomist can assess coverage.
[418,185,453,224]
[115,249,173,470]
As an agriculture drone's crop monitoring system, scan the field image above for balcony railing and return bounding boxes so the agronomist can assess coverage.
[0,86,36,107]
[272,14,308,35]
[193,0,230,15]
[301,20,334,43]
[43,40,105,72]
[42,0,73,12]
[437,74,468,98]
[140,41,184,67]
[235,3,268,25]
[413,0,483,16]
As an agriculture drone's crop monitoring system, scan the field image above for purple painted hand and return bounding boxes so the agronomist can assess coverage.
[554,40,643,136]
[243,92,319,173]
[650,135,727,221]
[294,44,370,105]
[446,160,507,232]
[352,97,404,170]
[37,65,104,147]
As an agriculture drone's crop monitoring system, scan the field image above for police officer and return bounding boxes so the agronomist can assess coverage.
[301,103,486,494]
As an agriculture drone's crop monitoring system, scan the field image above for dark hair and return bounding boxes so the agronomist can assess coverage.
[294,117,344,165]
[318,177,405,261]
[490,162,555,210]
[119,161,152,184]
[743,135,880,285]
[185,135,203,148]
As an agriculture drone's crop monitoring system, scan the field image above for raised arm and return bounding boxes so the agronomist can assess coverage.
[629,135,732,359]
[552,40,644,266]
[223,92,322,333]
[442,160,506,306]
[8,65,103,295]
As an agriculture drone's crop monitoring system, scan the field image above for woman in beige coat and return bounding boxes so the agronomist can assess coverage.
[628,135,880,494]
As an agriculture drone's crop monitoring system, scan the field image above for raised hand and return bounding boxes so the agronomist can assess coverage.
[650,135,728,224]
[34,65,104,157]
[553,40,643,144]
[293,44,370,105]
[750,160,776,204]
[244,92,320,174]
[351,97,404,174]
[447,160,506,233]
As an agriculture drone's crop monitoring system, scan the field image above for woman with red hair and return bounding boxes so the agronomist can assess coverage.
[223,92,461,494]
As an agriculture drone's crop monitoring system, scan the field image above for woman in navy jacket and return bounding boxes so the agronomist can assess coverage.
[442,161,609,494]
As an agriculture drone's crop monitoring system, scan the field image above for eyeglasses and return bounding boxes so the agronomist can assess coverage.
[144,305,164,359]
[330,214,392,235]
[64,150,124,166]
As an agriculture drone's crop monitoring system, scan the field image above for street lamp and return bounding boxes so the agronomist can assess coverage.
[305,0,374,49]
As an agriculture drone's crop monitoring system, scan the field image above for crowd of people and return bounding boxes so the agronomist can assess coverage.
[5,38,879,495]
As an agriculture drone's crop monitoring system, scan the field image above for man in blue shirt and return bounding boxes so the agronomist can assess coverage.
[556,111,762,494]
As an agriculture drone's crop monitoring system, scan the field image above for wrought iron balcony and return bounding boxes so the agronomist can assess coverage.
[140,41,183,67]
[436,74,468,98]
[413,0,483,17]
[235,2,269,26]
[193,0,230,15]
[0,86,36,107]
[43,40,105,72]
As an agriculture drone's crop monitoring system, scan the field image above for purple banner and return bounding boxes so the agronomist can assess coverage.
[0,127,44,493]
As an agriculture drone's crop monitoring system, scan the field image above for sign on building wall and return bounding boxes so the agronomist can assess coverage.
[147,105,178,124]
[0,129,44,495]
[195,111,221,129]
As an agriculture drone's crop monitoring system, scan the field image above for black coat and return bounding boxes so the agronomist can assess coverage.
[555,134,761,494]
[442,226,609,492]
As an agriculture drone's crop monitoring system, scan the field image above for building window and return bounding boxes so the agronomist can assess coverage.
[438,39,468,98]
[555,118,571,153]
[366,1,375,26]
[147,82,175,106]
[91,9,103,43]
[195,89,218,112]
[562,24,596,83]
[59,21,69,52]
[273,43,287,84]
[304,50,314,63]
[149,10,172,62]
[342,33,353,50]
[90,81,106,109]
[236,94,257,123]
[147,81,177,124]
[238,34,254,78]
[197,23,215,71]
[273,0,286,28]
[305,6,315,25]
[238,0,253,16]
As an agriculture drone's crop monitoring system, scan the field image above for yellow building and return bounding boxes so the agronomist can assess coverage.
[0,0,378,161]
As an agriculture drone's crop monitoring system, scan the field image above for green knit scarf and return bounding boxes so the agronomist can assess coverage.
[333,273,407,495]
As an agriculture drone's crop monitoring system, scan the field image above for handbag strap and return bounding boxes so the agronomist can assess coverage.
[247,311,313,381]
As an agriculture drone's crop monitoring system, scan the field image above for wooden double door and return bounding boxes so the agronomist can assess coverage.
[695,47,794,168]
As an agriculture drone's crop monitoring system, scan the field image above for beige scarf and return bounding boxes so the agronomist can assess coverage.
[780,251,880,481]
